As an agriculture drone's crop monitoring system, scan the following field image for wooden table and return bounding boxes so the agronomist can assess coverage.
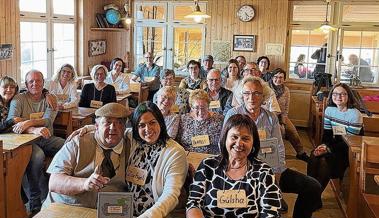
[117,93,132,106]
[34,203,96,218]
[361,193,379,218]
[59,107,96,131]
[0,133,41,218]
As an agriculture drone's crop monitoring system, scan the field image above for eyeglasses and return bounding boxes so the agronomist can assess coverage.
[191,106,208,111]
[273,76,285,79]
[242,91,263,98]
[243,68,257,72]
[207,78,220,82]
[332,92,347,97]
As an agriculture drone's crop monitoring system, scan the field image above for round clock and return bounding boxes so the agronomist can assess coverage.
[237,5,255,22]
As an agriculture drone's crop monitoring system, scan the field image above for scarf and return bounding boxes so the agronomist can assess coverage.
[269,80,285,99]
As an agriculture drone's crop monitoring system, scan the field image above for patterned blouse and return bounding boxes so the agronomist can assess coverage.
[164,112,180,139]
[179,77,207,90]
[125,142,164,217]
[0,99,14,132]
[176,112,224,155]
[187,157,282,217]
[276,86,290,117]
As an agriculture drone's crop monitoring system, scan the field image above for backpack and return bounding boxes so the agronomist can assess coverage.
[313,72,332,95]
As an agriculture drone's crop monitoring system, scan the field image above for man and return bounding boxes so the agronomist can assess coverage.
[131,52,161,100]
[235,55,246,75]
[231,62,281,113]
[43,103,129,208]
[7,69,65,213]
[224,76,322,218]
[200,55,214,79]
[204,69,232,115]
[179,60,207,90]
[347,54,373,82]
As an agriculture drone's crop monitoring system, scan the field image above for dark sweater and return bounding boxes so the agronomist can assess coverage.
[79,83,116,108]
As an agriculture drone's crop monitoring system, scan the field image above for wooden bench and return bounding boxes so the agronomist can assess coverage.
[54,110,73,138]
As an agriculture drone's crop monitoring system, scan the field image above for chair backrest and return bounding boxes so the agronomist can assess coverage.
[53,111,73,138]
[363,116,379,137]
[0,141,5,218]
[359,139,379,195]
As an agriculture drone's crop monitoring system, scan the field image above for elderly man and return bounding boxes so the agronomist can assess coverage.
[7,69,65,213]
[200,55,214,79]
[231,62,281,113]
[43,103,129,208]
[131,52,161,100]
[204,69,232,115]
[347,54,373,82]
[224,76,322,218]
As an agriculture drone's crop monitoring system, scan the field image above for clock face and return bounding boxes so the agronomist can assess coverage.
[237,5,255,22]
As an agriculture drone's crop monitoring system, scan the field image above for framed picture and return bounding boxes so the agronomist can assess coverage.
[88,39,107,57]
[233,35,256,52]
[0,44,13,61]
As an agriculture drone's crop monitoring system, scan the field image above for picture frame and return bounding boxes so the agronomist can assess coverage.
[0,44,13,61]
[88,39,107,57]
[233,35,256,52]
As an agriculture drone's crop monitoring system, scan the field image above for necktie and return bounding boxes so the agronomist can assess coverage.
[100,149,116,179]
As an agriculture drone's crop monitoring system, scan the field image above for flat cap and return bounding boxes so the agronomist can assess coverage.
[95,103,129,118]
[203,55,214,61]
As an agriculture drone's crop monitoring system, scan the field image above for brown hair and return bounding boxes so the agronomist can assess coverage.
[326,83,359,109]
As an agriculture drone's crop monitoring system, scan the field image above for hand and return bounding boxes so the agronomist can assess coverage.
[46,94,58,110]
[188,163,195,179]
[313,144,328,157]
[12,120,31,134]
[66,125,95,141]
[34,127,51,139]
[57,104,65,110]
[13,117,25,124]
[82,166,110,192]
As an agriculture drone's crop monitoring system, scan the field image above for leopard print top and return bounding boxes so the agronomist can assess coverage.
[187,156,282,217]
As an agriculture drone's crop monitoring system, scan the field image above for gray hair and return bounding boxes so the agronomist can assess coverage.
[90,65,108,81]
[52,64,77,82]
[156,86,177,101]
[25,69,44,84]
[240,76,272,103]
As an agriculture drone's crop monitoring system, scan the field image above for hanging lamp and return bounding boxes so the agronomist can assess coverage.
[315,0,337,33]
[184,0,210,23]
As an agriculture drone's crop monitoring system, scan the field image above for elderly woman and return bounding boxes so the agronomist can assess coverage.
[153,69,190,114]
[105,57,130,95]
[79,65,116,108]
[307,83,363,191]
[269,68,309,162]
[224,59,242,91]
[176,89,223,155]
[257,56,272,82]
[155,86,180,138]
[125,101,188,217]
[179,60,207,90]
[48,63,79,110]
[187,114,282,217]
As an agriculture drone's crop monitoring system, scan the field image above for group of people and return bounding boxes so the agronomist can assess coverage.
[0,51,366,218]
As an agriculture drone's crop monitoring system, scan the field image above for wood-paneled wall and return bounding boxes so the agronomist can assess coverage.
[205,0,289,70]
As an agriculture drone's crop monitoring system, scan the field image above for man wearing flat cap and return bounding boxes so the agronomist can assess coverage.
[43,103,129,208]
[200,55,214,79]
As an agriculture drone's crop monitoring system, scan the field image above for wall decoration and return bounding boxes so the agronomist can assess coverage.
[88,39,107,57]
[0,44,13,61]
[212,41,231,63]
[233,35,256,52]
[265,43,283,56]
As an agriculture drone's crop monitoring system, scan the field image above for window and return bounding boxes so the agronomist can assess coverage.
[19,0,76,82]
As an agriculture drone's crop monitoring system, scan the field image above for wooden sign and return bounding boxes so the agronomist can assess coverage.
[0,44,13,61]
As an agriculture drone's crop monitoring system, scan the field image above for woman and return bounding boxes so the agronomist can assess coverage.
[268,68,309,162]
[179,60,206,90]
[307,83,363,191]
[125,101,188,217]
[224,59,242,91]
[155,86,180,138]
[105,57,130,95]
[294,54,307,78]
[186,114,282,217]
[176,89,223,155]
[257,56,272,82]
[0,76,23,132]
[79,65,116,108]
[48,63,79,110]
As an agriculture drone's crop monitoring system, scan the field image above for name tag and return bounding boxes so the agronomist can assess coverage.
[129,83,141,92]
[261,147,273,154]
[171,105,179,113]
[30,112,44,120]
[217,190,248,208]
[125,166,147,186]
[333,126,346,135]
[90,100,103,108]
[144,77,155,82]
[258,129,267,140]
[209,100,221,109]
[191,135,210,147]
[56,94,68,102]
[107,206,123,214]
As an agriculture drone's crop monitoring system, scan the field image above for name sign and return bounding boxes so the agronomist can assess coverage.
[191,135,210,147]
[171,105,179,113]
[125,166,147,186]
[90,100,103,108]
[332,126,346,135]
[56,94,68,102]
[209,100,221,109]
[30,112,44,120]
[98,192,133,218]
[258,129,267,140]
[258,138,280,169]
[217,190,248,208]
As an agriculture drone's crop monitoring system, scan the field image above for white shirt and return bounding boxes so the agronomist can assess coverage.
[48,80,79,109]
[105,71,130,95]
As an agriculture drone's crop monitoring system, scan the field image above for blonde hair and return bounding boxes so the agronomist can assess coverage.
[189,89,210,107]
[52,64,77,82]
[240,76,272,102]
[90,65,108,81]
[156,86,177,101]
[0,76,19,93]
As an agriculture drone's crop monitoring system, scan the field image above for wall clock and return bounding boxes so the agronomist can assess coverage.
[237,5,255,22]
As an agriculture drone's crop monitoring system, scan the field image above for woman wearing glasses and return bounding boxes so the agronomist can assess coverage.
[307,83,363,192]
[176,89,224,155]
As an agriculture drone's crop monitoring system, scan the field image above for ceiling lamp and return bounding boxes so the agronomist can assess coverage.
[184,0,210,23]
[315,0,337,33]
[121,0,132,26]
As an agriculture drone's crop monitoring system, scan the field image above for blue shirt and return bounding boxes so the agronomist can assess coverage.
[324,107,363,135]
[134,63,161,91]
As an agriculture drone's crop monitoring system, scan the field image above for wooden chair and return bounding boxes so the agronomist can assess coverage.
[364,116,379,137]
[129,82,149,104]
[0,141,5,218]
[53,111,73,138]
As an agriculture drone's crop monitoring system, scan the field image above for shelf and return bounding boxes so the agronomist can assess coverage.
[90,27,127,32]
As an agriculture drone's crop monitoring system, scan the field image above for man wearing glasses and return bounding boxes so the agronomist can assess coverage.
[131,52,161,100]
[204,69,232,115]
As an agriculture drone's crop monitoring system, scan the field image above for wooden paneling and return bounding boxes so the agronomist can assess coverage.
[287,82,312,127]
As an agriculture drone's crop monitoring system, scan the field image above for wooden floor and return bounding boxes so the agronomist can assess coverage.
[282,129,343,218]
